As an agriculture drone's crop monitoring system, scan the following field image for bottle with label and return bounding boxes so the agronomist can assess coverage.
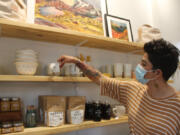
[0,97,11,112]
[13,121,24,132]
[25,105,37,127]
[85,101,90,120]
[10,97,21,112]
[87,101,94,120]
[93,101,102,122]
[1,122,13,134]
[104,102,111,120]
[100,101,111,120]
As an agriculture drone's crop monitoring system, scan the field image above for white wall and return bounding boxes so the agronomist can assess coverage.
[151,0,180,90]
[152,0,180,44]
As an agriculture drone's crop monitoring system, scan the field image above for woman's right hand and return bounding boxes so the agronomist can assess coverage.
[57,55,80,68]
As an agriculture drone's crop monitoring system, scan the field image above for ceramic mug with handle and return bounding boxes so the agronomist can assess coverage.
[112,105,126,119]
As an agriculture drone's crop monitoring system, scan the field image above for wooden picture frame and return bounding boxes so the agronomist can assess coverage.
[105,14,134,42]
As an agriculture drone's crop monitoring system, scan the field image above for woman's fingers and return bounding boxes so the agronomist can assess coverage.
[57,55,76,68]
[57,56,65,62]
[60,62,65,68]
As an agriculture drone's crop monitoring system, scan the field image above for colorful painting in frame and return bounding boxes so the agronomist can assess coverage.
[35,0,104,36]
[105,14,133,42]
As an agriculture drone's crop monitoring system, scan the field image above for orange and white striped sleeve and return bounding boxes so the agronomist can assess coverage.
[100,77,144,109]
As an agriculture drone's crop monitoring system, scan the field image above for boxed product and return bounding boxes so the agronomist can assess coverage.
[38,96,66,127]
[66,96,86,124]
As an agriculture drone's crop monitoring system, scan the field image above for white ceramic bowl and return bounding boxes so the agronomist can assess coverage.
[16,54,38,59]
[15,62,38,75]
[16,49,37,55]
[15,58,38,63]
[16,50,38,58]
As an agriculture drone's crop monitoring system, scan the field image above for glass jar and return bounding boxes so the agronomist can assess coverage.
[88,102,95,120]
[13,121,24,132]
[11,97,21,112]
[100,102,106,119]
[104,103,111,120]
[93,101,102,122]
[1,122,13,134]
[25,105,37,127]
[85,102,90,120]
[0,97,11,112]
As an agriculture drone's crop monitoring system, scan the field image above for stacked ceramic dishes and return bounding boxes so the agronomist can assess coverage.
[15,49,38,75]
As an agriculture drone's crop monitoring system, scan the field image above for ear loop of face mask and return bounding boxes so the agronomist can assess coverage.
[146,68,157,80]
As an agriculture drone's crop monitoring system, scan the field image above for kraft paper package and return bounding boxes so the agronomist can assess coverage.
[38,96,66,127]
[66,96,86,124]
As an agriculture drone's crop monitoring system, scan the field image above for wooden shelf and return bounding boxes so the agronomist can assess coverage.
[7,116,128,135]
[0,75,91,82]
[0,75,173,83]
[0,19,143,54]
[0,75,133,82]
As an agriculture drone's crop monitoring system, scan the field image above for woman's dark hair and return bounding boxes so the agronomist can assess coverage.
[144,39,180,81]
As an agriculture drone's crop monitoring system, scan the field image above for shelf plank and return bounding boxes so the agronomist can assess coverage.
[0,19,143,54]
[0,75,91,82]
[0,75,173,83]
[7,116,128,135]
[0,75,132,82]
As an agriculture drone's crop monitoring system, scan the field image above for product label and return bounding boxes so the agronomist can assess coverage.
[95,109,101,117]
[48,112,64,127]
[14,127,23,132]
[71,110,84,124]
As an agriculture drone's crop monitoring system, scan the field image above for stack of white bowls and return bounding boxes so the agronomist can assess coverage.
[15,49,38,75]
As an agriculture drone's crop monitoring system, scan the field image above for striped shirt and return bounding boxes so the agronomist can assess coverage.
[100,77,180,135]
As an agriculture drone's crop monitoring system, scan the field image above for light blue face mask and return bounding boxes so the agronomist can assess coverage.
[135,64,155,84]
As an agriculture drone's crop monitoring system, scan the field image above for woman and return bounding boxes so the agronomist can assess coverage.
[58,39,180,135]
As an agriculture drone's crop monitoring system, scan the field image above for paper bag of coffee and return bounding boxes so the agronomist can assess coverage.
[38,96,66,127]
[67,96,86,124]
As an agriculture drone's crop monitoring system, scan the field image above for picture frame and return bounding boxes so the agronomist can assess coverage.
[35,0,104,36]
[104,14,134,42]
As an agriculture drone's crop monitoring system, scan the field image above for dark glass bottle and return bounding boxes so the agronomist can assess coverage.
[85,102,90,120]
[88,102,95,120]
[100,102,106,119]
[104,103,111,120]
[93,101,102,122]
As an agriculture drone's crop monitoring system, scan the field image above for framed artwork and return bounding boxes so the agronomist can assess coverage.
[105,14,133,42]
[35,0,104,36]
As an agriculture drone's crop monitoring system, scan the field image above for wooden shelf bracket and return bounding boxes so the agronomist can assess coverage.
[74,39,88,56]
[75,40,88,47]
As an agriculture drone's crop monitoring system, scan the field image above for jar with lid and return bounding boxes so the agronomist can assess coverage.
[25,105,37,127]
[86,101,95,120]
[10,97,21,112]
[0,97,11,112]
[1,122,13,134]
[93,101,102,122]
[13,121,24,132]
[85,101,91,120]
[85,102,89,119]
[103,102,111,120]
